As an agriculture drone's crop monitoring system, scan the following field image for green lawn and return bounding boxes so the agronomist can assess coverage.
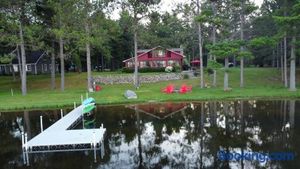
[1,68,300,111]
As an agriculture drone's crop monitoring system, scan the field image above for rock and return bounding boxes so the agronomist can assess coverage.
[124,90,137,99]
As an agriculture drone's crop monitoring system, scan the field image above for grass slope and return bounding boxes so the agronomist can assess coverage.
[0,68,299,111]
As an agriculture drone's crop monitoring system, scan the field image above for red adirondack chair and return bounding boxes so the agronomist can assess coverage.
[179,84,192,94]
[162,84,175,94]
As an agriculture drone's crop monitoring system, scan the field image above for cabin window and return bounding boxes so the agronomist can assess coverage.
[127,62,134,68]
[26,64,31,72]
[155,61,166,67]
[153,50,165,57]
[139,61,149,68]
[43,64,48,71]
[158,50,163,57]
[168,60,174,66]
[13,65,18,72]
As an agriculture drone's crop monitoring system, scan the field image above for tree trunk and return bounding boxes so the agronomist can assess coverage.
[197,0,204,88]
[289,33,296,91]
[133,24,139,89]
[59,35,64,91]
[51,46,56,90]
[213,71,217,87]
[281,41,284,81]
[240,57,244,87]
[19,22,27,96]
[240,0,245,88]
[283,0,288,87]
[224,57,229,91]
[16,45,22,78]
[284,36,288,87]
[211,1,217,87]
[85,0,92,92]
[272,49,275,67]
[85,22,92,91]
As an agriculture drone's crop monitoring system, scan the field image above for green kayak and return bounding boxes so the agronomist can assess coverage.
[84,119,95,125]
[83,104,95,114]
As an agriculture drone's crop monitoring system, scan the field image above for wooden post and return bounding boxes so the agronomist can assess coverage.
[40,116,43,132]
[25,133,29,166]
[93,132,96,163]
[60,109,63,118]
[22,132,26,165]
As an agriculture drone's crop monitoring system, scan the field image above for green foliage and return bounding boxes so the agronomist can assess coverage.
[183,74,189,79]
[249,37,276,47]
[0,54,13,64]
[172,65,181,72]
[207,41,240,59]
[237,51,254,60]
[207,60,222,70]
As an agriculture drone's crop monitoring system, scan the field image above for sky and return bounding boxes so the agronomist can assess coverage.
[110,0,264,20]
[159,0,264,12]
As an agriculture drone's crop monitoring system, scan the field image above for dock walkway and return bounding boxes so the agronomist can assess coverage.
[22,104,106,165]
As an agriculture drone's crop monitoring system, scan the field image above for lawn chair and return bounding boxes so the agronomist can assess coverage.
[179,84,192,94]
[162,84,175,94]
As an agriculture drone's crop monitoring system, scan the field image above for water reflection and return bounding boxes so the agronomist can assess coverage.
[0,100,299,169]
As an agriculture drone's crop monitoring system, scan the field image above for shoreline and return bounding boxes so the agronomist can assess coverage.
[1,95,299,112]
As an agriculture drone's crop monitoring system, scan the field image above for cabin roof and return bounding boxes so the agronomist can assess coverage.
[11,51,47,64]
[123,46,185,63]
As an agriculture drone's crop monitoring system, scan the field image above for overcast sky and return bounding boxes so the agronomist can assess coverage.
[159,0,264,11]
[110,0,264,20]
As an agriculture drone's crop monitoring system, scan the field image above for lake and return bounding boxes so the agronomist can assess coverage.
[0,100,299,169]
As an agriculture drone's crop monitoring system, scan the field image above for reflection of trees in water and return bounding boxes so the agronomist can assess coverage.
[0,111,23,168]
[0,101,298,168]
[99,101,298,169]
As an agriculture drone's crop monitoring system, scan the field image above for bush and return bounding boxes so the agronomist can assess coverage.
[172,65,181,72]
[122,67,165,73]
[165,66,173,73]
[206,68,214,75]
[183,74,189,79]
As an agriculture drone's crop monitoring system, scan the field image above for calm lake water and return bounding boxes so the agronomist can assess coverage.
[0,100,299,169]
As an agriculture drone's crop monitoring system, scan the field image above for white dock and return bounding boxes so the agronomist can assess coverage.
[22,104,106,165]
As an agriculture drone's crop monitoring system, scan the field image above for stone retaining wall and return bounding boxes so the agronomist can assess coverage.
[93,73,182,85]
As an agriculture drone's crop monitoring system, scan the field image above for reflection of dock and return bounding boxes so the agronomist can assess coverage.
[22,105,106,166]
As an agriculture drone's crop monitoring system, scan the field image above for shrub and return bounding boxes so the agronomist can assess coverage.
[172,65,181,72]
[183,74,189,79]
[206,68,214,75]
[165,66,173,73]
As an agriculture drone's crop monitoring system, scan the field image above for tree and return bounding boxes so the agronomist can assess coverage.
[230,0,257,87]
[196,0,204,88]
[208,41,241,91]
[50,0,77,92]
[0,1,38,95]
[274,1,300,91]
[123,0,160,89]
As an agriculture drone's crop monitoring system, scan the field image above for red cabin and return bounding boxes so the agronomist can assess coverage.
[123,46,185,68]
